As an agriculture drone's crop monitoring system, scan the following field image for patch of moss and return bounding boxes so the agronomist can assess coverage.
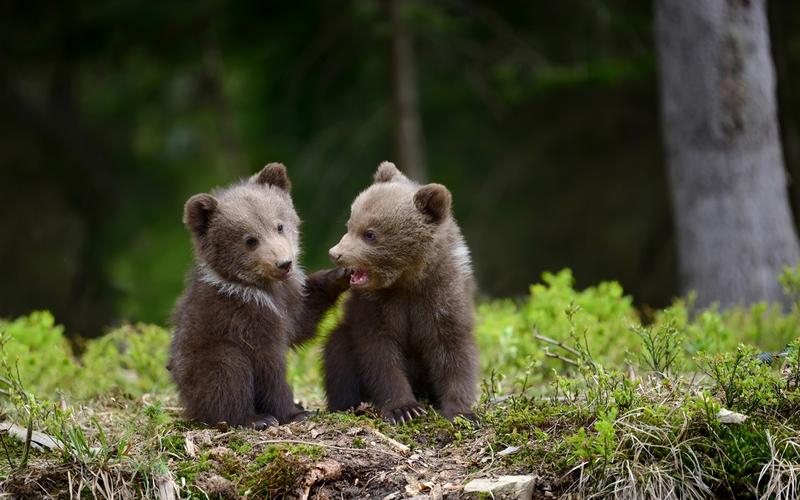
[227,436,253,455]
[175,451,213,484]
[239,448,306,498]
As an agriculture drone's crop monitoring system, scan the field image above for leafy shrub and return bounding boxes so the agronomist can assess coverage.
[0,315,172,400]
[698,345,777,411]
[0,311,78,397]
[78,324,172,398]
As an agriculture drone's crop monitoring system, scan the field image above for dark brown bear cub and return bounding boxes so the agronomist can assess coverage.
[324,162,479,424]
[170,163,348,428]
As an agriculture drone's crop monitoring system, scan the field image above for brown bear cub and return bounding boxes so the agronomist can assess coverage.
[324,162,479,424]
[170,163,349,429]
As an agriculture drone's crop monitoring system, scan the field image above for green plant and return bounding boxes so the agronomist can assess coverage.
[698,345,786,413]
[566,407,618,467]
[632,318,684,376]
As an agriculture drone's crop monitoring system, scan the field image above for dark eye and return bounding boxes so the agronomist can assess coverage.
[277,223,284,234]
[245,236,259,249]
[364,230,376,242]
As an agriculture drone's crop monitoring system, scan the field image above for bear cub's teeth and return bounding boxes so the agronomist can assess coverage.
[350,269,369,286]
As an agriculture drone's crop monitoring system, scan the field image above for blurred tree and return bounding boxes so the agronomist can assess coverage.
[655,0,800,308]
[390,0,427,181]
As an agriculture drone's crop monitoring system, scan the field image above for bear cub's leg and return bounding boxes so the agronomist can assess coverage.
[355,330,427,424]
[323,324,363,411]
[180,346,276,428]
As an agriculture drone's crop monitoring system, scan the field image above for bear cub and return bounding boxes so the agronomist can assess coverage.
[170,163,349,428]
[324,162,479,424]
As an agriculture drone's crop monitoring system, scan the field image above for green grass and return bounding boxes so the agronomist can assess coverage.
[1,267,800,498]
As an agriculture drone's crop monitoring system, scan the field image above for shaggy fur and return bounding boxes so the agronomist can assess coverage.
[324,162,478,424]
[170,163,349,428]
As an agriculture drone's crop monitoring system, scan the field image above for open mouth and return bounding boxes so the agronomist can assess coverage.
[350,269,370,287]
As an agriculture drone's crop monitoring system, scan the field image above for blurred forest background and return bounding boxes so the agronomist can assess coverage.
[3,0,800,337]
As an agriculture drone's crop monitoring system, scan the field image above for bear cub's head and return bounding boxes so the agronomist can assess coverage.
[329,161,452,290]
[184,163,301,287]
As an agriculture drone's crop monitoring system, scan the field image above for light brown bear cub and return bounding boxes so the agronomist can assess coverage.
[170,163,349,428]
[324,162,479,424]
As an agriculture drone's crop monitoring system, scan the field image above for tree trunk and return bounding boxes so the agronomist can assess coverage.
[654,0,800,309]
[390,0,427,182]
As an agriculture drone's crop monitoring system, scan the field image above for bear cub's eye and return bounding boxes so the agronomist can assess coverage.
[245,236,259,249]
[277,223,284,234]
[364,229,376,242]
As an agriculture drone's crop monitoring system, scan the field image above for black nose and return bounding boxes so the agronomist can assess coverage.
[277,259,292,271]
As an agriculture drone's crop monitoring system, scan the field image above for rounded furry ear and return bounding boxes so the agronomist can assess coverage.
[414,183,452,224]
[252,162,291,192]
[373,161,407,183]
[183,193,218,237]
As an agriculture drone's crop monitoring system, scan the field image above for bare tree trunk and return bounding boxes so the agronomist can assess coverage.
[390,0,427,182]
[654,0,800,309]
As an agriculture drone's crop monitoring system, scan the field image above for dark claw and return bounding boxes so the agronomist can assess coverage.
[384,404,426,425]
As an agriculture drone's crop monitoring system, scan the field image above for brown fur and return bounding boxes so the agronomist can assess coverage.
[170,163,348,428]
[324,162,478,423]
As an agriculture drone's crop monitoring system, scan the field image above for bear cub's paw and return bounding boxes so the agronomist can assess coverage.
[251,414,280,430]
[382,402,427,425]
[329,267,354,293]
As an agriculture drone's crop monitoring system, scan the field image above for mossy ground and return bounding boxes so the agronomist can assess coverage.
[2,269,800,498]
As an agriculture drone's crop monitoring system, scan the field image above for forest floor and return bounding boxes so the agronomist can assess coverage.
[4,368,799,500]
[1,392,567,499]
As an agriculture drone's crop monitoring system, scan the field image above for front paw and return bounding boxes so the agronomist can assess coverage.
[382,402,427,425]
[251,414,279,430]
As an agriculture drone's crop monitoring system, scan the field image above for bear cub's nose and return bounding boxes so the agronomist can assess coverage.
[276,259,293,272]
[329,249,341,263]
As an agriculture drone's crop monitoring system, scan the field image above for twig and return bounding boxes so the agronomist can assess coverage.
[211,431,234,441]
[20,417,33,468]
[534,330,581,357]
[253,438,406,460]
[367,428,410,454]
[544,351,579,366]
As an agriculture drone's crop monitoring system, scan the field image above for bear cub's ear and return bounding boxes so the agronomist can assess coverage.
[373,161,408,184]
[184,193,218,237]
[252,162,291,192]
[414,183,452,224]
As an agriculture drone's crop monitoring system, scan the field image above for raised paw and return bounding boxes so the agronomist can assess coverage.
[382,403,427,425]
[322,267,353,296]
[251,414,279,430]
[333,267,354,289]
